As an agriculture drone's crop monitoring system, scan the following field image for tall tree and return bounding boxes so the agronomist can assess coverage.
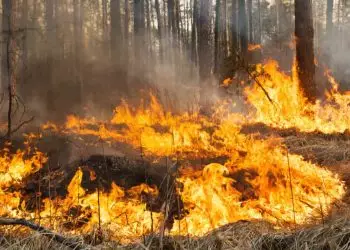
[73,0,83,105]
[247,0,253,43]
[198,0,211,104]
[46,0,55,112]
[2,0,13,138]
[134,0,146,67]
[326,0,334,37]
[154,0,163,60]
[214,0,222,74]
[21,0,28,84]
[110,0,122,64]
[124,0,130,68]
[191,0,198,65]
[295,0,316,102]
[239,0,248,57]
[231,0,238,54]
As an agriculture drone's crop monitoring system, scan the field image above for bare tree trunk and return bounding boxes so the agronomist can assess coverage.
[102,0,108,55]
[295,0,316,102]
[73,0,83,106]
[191,0,198,65]
[21,0,28,87]
[257,0,261,44]
[231,0,238,53]
[46,0,55,112]
[222,0,227,56]
[134,0,146,68]
[247,0,253,43]
[124,0,129,70]
[326,0,334,37]
[214,0,221,75]
[239,0,248,58]
[2,0,13,139]
[155,0,163,60]
[198,0,211,105]
[110,0,122,64]
[145,0,153,60]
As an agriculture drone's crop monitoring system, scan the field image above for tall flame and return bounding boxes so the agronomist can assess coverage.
[3,59,348,241]
[245,60,350,133]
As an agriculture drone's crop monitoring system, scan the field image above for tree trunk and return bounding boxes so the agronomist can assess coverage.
[145,0,153,60]
[198,0,211,104]
[238,0,248,58]
[154,0,163,60]
[257,0,261,44]
[295,0,316,102]
[231,0,238,53]
[110,0,122,64]
[102,0,108,54]
[214,0,221,75]
[221,0,227,57]
[46,0,55,112]
[21,0,28,87]
[191,0,198,65]
[2,0,13,138]
[73,0,83,106]
[124,0,129,70]
[134,0,146,68]
[247,0,253,43]
[326,0,334,37]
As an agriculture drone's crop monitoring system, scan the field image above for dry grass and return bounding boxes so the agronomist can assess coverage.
[5,219,350,249]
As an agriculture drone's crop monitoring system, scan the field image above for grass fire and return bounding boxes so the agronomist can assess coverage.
[1,0,350,249]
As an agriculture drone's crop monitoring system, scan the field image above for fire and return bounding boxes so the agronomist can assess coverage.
[0,134,47,217]
[248,44,262,51]
[245,60,350,133]
[38,91,344,238]
[3,59,349,242]
[39,169,163,242]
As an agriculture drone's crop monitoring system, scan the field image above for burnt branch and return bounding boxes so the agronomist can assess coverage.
[0,217,88,249]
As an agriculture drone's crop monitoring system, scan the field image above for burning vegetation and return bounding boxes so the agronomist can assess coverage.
[1,59,348,247]
[2,0,350,249]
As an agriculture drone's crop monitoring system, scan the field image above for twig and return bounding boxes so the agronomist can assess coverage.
[0,217,87,249]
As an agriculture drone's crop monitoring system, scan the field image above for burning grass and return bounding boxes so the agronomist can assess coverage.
[2,59,350,247]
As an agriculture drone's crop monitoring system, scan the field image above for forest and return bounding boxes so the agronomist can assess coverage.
[0,0,350,249]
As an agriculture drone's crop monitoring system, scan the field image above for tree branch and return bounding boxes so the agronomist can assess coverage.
[0,217,87,249]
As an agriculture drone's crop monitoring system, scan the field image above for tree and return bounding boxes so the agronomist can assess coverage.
[214,0,222,74]
[2,0,13,138]
[191,0,198,65]
[295,0,316,102]
[231,0,238,53]
[326,0,334,37]
[239,0,248,57]
[73,0,83,106]
[247,0,253,43]
[198,0,211,105]
[46,0,55,112]
[198,0,211,82]
[154,0,163,60]
[110,0,122,64]
[134,0,146,68]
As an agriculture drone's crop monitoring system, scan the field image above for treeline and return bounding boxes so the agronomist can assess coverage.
[1,0,350,128]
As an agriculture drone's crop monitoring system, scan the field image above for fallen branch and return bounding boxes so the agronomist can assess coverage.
[0,217,88,249]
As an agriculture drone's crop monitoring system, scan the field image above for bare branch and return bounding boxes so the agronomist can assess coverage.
[0,217,88,249]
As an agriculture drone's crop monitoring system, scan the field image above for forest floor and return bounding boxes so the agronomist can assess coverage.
[1,125,350,250]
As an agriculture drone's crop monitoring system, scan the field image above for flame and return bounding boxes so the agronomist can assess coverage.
[248,44,262,51]
[245,60,350,133]
[4,59,349,241]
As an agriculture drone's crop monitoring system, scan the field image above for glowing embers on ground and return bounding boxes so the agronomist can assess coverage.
[245,60,350,133]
